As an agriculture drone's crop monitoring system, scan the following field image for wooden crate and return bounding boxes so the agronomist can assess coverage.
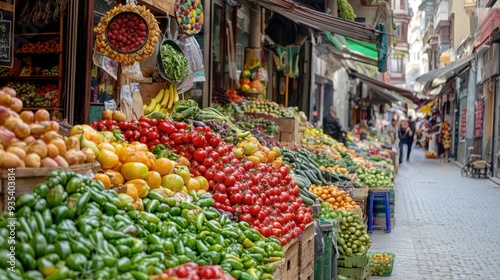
[271,259,286,280]
[283,238,299,280]
[0,162,100,211]
[274,117,299,144]
[353,185,369,199]
[298,260,314,280]
[337,263,371,280]
[298,222,315,268]
[354,198,367,220]
[153,0,175,14]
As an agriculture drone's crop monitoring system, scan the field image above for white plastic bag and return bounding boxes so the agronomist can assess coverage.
[185,37,204,73]
[121,62,145,80]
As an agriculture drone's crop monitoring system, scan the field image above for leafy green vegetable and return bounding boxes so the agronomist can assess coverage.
[160,44,190,82]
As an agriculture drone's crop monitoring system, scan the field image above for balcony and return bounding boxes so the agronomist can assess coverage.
[434,0,449,30]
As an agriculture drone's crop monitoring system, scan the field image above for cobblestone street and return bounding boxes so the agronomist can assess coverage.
[369,147,500,279]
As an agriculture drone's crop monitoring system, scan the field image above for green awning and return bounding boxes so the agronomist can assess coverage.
[324,32,378,60]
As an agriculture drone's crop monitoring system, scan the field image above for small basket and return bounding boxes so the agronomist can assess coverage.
[368,252,395,277]
[157,39,186,84]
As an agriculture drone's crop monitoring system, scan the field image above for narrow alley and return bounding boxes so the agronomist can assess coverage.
[369,148,500,279]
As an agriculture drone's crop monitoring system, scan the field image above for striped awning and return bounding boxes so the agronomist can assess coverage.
[251,0,380,44]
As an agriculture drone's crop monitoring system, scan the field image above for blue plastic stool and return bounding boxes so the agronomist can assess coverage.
[367,191,391,233]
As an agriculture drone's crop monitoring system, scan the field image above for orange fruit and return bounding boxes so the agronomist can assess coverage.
[153,158,176,176]
[194,176,209,191]
[97,149,119,169]
[94,173,111,189]
[126,185,139,201]
[186,178,201,192]
[161,174,185,192]
[125,179,150,198]
[146,171,162,189]
[121,162,149,181]
[104,170,125,187]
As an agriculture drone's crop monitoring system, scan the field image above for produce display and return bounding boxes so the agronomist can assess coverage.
[0,90,93,168]
[212,87,231,106]
[0,171,283,279]
[234,115,278,147]
[90,107,312,245]
[160,43,190,83]
[41,65,59,76]
[7,82,59,108]
[308,185,358,211]
[152,263,235,280]
[0,68,9,77]
[241,99,294,118]
[369,253,395,276]
[354,167,393,188]
[143,84,179,117]
[211,103,244,120]
[175,0,204,36]
[442,120,451,151]
[226,89,244,104]
[319,204,341,221]
[17,39,60,54]
[94,3,161,65]
[106,12,149,53]
[336,211,371,256]
[238,51,266,95]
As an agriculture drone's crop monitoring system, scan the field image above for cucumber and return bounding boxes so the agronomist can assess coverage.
[300,187,317,200]
[304,170,322,185]
[338,174,351,181]
[300,194,314,205]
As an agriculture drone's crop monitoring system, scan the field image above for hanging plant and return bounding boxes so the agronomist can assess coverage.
[93,3,161,65]
[338,0,356,21]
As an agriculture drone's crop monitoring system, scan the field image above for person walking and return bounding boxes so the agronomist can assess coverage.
[398,120,413,164]
[407,116,416,160]
[323,106,347,146]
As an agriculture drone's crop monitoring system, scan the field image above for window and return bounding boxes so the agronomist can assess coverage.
[390,56,403,73]
[395,24,402,40]
[400,0,405,10]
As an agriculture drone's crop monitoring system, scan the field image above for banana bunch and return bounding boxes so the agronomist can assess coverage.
[143,84,179,119]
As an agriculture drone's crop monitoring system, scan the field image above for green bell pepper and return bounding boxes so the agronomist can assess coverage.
[139,211,160,224]
[65,253,87,271]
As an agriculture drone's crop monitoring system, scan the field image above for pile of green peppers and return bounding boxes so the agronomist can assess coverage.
[0,171,284,280]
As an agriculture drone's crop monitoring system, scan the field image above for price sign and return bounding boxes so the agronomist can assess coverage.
[0,1,13,68]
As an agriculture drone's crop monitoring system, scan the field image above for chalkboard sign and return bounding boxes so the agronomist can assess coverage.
[0,1,13,68]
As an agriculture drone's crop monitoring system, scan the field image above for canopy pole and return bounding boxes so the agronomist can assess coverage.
[249,3,262,48]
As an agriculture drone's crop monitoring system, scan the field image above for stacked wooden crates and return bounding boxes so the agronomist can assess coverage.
[353,185,369,221]
[337,255,371,280]
[298,223,314,280]
[273,238,300,280]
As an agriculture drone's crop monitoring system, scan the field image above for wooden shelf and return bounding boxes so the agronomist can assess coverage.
[15,52,62,56]
[90,102,105,106]
[0,76,60,80]
[22,107,63,111]
[15,32,60,37]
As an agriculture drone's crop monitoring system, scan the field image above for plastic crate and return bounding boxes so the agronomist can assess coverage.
[368,252,395,277]
[337,255,370,268]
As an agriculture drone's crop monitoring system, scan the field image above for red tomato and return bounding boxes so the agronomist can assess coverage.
[224,175,236,187]
[139,136,148,143]
[158,122,177,134]
[213,193,227,204]
[176,266,189,277]
[229,193,242,204]
[192,134,207,148]
[242,193,253,205]
[213,171,226,183]
[202,158,215,168]
[174,122,188,129]
[193,149,208,163]
[147,131,159,140]
[208,134,221,147]
[214,183,226,194]
[249,205,261,217]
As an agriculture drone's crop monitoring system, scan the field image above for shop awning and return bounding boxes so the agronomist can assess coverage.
[251,0,380,44]
[349,71,416,103]
[325,32,378,60]
[415,54,474,86]
[474,8,500,51]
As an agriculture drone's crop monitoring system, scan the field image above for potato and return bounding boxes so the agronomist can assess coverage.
[47,143,59,158]
[41,157,58,168]
[2,152,23,168]
[75,150,87,164]
[34,109,50,123]
[8,141,28,152]
[82,147,96,163]
[10,98,23,112]
[112,110,126,122]
[28,140,48,158]
[25,153,41,168]
[12,122,30,139]
[42,131,62,143]
[6,146,26,160]
[65,136,80,150]
[54,155,69,168]
[30,122,50,135]
[0,93,12,107]
[64,149,80,165]
[23,135,36,146]
[49,121,59,132]
[50,138,67,156]
[20,111,34,124]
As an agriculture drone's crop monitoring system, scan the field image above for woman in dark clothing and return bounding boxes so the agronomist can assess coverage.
[398,120,413,164]
[323,106,347,145]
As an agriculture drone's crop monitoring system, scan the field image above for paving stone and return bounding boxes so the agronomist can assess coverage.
[367,148,500,279]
